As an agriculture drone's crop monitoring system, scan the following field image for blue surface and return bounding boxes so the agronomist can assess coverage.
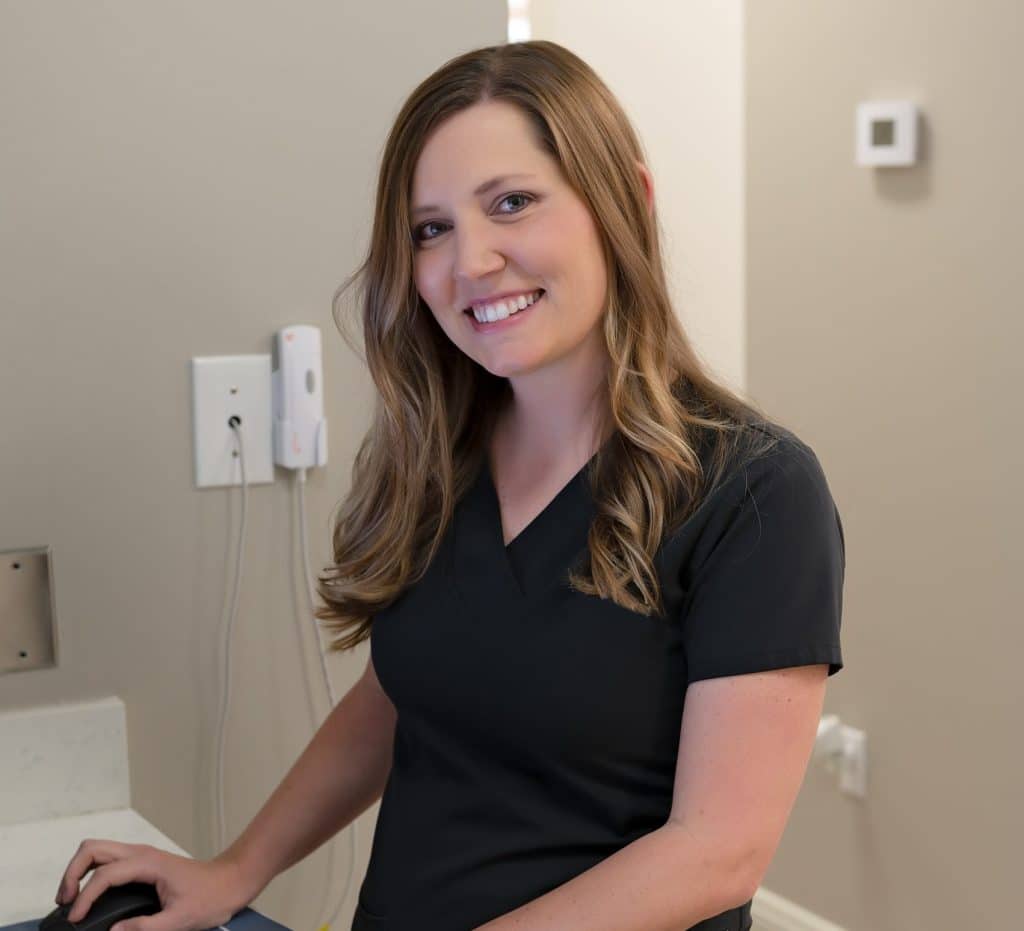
[1,904,291,931]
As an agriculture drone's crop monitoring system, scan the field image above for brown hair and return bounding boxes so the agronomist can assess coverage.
[316,40,780,652]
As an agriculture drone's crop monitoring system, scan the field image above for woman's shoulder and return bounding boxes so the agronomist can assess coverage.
[672,378,814,478]
[695,418,830,512]
[745,418,816,455]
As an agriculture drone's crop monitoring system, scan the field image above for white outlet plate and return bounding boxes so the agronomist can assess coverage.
[191,355,274,488]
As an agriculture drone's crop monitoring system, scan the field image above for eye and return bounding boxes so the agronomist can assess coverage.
[411,191,535,244]
[412,219,447,244]
[497,191,533,213]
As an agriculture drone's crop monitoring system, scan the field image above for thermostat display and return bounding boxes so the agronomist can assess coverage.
[856,100,919,166]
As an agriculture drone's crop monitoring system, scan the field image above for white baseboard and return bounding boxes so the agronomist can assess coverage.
[751,886,846,931]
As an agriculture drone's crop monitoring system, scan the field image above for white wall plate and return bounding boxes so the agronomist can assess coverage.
[190,355,274,488]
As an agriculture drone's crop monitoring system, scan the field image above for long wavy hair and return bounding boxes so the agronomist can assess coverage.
[315,40,782,653]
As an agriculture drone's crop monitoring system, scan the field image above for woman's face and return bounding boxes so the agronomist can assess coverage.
[409,99,609,383]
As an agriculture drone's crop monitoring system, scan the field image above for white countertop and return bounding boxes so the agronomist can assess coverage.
[0,697,192,925]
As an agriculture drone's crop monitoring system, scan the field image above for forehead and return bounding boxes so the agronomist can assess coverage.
[411,101,551,203]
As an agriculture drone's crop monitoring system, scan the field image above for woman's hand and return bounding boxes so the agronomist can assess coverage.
[55,839,262,931]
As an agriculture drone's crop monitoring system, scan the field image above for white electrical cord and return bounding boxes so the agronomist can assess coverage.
[217,418,248,857]
[217,419,355,931]
[296,466,356,931]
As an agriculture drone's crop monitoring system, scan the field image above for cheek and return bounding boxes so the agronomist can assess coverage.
[413,251,446,295]
[412,266,434,305]
[534,210,602,281]
[420,293,470,350]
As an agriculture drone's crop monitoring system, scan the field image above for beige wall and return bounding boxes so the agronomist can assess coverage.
[529,0,747,395]
[530,1,1023,928]
[746,1,1022,928]
[0,3,506,929]
[4,1,1021,929]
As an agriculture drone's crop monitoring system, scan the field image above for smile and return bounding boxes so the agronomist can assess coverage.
[464,290,545,332]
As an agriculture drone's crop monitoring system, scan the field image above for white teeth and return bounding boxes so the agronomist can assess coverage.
[471,289,543,324]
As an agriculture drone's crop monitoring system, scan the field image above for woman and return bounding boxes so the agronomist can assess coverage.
[55,40,844,931]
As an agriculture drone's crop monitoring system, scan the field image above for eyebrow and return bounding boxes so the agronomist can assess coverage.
[410,173,537,218]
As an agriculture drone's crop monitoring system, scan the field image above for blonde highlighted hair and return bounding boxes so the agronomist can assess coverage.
[316,40,780,653]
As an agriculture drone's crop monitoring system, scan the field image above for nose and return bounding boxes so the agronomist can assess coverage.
[452,215,506,284]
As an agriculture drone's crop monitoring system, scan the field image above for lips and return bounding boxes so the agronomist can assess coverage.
[465,290,545,332]
[463,289,545,317]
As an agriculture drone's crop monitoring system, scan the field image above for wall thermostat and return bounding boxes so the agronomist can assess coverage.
[856,100,919,166]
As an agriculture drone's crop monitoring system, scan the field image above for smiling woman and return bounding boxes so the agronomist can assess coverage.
[43,35,845,931]
[300,39,846,931]
[406,98,611,386]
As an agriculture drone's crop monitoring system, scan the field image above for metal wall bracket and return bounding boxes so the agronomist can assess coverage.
[0,545,58,674]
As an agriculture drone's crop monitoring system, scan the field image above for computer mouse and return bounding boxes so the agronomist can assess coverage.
[38,882,162,931]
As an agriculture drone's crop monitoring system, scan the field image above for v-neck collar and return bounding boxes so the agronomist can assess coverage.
[453,452,599,608]
[488,455,590,551]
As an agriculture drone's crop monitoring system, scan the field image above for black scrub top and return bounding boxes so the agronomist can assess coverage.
[352,423,845,931]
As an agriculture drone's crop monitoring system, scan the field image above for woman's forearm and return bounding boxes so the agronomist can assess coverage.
[214,664,397,898]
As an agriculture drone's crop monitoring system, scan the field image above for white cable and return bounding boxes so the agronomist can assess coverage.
[297,468,340,709]
[216,426,355,930]
[296,466,356,931]
[217,419,249,856]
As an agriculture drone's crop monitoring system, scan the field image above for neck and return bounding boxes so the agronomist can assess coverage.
[497,363,611,467]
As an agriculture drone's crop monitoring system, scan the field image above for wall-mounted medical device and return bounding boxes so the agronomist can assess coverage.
[856,100,919,166]
[272,324,328,470]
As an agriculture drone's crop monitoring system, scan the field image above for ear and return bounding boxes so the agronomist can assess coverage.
[636,160,654,216]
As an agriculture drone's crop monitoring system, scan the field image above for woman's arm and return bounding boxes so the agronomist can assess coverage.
[475,664,829,930]
[215,655,397,899]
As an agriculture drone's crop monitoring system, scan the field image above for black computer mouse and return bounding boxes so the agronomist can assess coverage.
[39,882,162,931]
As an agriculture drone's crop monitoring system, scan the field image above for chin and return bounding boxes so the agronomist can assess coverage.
[482,356,545,379]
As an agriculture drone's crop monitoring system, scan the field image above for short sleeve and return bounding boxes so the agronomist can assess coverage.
[681,437,845,682]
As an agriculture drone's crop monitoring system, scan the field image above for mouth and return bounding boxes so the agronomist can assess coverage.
[463,289,546,329]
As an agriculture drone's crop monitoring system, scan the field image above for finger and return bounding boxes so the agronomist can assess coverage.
[59,840,138,903]
[66,856,159,924]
